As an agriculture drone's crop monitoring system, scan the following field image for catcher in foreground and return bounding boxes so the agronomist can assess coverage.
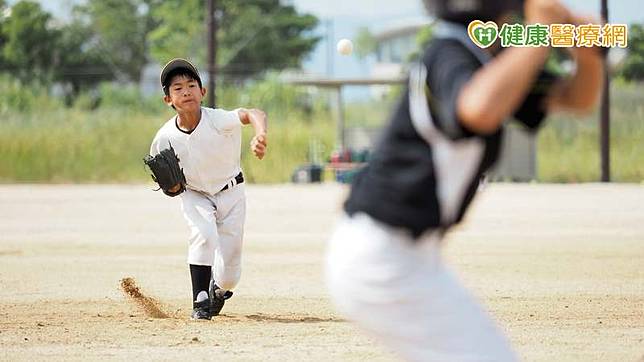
[145,58,267,320]
[326,0,602,360]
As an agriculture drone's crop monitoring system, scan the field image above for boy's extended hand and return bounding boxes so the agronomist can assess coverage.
[250,133,267,160]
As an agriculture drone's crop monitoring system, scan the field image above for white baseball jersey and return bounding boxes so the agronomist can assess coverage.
[150,107,246,289]
[150,107,242,195]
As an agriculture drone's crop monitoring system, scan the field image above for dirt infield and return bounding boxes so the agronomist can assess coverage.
[0,183,642,361]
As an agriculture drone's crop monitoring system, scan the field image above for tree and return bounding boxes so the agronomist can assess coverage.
[148,0,320,81]
[74,0,163,82]
[406,24,434,62]
[147,0,205,66]
[1,1,59,82]
[416,26,434,50]
[619,24,644,82]
[0,0,7,53]
[54,19,114,99]
[354,27,377,60]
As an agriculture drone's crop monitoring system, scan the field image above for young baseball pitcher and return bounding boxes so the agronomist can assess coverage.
[326,0,603,360]
[146,58,267,320]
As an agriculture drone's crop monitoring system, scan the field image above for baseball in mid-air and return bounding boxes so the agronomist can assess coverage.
[337,38,353,56]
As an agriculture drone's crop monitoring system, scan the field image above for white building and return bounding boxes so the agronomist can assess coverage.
[371,17,432,79]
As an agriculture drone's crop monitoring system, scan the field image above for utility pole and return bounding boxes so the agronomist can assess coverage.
[600,0,610,182]
[207,0,217,108]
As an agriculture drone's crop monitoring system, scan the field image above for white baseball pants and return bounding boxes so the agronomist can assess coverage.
[325,213,518,362]
[180,184,246,291]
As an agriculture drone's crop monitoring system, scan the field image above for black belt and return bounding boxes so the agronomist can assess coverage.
[220,172,244,192]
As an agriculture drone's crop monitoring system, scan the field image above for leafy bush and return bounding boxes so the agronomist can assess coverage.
[0,76,62,114]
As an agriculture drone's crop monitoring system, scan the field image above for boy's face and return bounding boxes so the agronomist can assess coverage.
[164,74,206,113]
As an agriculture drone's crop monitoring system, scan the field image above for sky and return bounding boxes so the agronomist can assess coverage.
[291,0,642,23]
[9,0,644,80]
[290,0,422,20]
[15,0,644,32]
[23,1,644,34]
[291,0,643,79]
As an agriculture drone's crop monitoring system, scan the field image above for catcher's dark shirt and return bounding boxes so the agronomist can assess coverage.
[344,38,556,238]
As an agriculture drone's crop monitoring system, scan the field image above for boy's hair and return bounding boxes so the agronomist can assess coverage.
[162,69,203,96]
[423,0,523,24]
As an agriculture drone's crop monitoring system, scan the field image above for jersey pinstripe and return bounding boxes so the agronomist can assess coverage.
[150,107,242,195]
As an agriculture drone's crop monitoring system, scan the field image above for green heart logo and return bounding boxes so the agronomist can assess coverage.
[468,20,499,48]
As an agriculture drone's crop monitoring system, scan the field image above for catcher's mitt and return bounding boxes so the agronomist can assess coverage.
[143,144,186,197]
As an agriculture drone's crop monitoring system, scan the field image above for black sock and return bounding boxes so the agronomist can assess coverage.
[189,264,212,302]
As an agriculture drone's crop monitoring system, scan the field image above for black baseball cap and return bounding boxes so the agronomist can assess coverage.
[160,58,202,89]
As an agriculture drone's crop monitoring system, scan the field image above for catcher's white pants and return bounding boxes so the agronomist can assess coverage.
[181,184,246,291]
[325,213,518,362]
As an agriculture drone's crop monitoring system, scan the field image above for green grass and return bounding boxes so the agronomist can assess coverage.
[240,118,335,183]
[537,82,644,182]
[0,108,161,182]
[0,106,335,183]
[0,79,642,183]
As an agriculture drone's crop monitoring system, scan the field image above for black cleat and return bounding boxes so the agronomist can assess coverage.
[191,299,212,320]
[209,279,233,316]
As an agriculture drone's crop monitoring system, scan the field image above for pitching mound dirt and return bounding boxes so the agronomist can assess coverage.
[1,184,642,361]
[120,277,170,318]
